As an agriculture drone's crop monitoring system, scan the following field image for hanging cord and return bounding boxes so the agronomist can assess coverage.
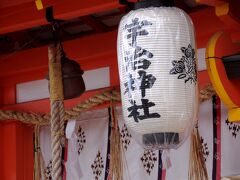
[50,10,66,148]
[34,125,41,180]
[48,42,65,180]
[49,21,65,139]
[188,125,208,180]
[46,7,66,180]
[34,125,47,180]
[109,104,123,180]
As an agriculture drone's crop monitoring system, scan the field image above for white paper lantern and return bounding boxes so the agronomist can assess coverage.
[117,4,198,149]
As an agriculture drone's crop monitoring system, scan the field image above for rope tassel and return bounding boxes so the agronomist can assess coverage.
[109,106,123,180]
[188,126,208,180]
[48,43,65,180]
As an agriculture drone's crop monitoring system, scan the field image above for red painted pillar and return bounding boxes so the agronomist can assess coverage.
[0,83,34,180]
[0,122,34,180]
[0,122,18,180]
[2,84,16,105]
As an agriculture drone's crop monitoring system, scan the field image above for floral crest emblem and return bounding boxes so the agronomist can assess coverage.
[226,119,240,138]
[201,137,210,162]
[91,150,104,180]
[120,124,132,150]
[77,126,86,155]
[140,150,157,175]
[170,44,197,83]
[45,160,52,180]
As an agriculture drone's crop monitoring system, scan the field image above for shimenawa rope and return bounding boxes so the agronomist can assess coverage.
[0,85,214,125]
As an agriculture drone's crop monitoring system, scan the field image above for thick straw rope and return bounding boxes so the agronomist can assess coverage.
[109,106,123,180]
[59,102,65,146]
[50,101,62,180]
[189,127,208,180]
[48,43,64,180]
[34,125,41,180]
[199,84,215,103]
[0,85,214,125]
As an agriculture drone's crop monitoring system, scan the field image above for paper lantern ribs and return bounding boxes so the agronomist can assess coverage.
[117,0,198,150]
[206,32,240,122]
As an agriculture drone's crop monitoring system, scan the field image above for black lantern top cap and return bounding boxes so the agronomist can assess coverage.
[134,0,175,9]
[119,0,175,10]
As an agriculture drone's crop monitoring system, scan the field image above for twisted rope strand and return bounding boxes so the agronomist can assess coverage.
[48,43,64,180]
[0,85,214,125]
[199,84,215,103]
[58,101,65,146]
[50,101,62,180]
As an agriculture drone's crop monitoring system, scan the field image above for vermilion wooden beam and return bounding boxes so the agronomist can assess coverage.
[196,0,240,30]
[0,0,121,34]
[0,7,233,79]
[1,7,239,95]
[196,0,228,6]
[0,0,33,9]
[1,85,16,105]
[0,88,3,107]
[231,32,240,42]
[215,1,240,29]
[0,0,59,9]
[189,6,240,46]
[80,15,108,32]
[1,88,111,113]
[1,69,209,113]
[0,31,118,83]
[190,7,226,41]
